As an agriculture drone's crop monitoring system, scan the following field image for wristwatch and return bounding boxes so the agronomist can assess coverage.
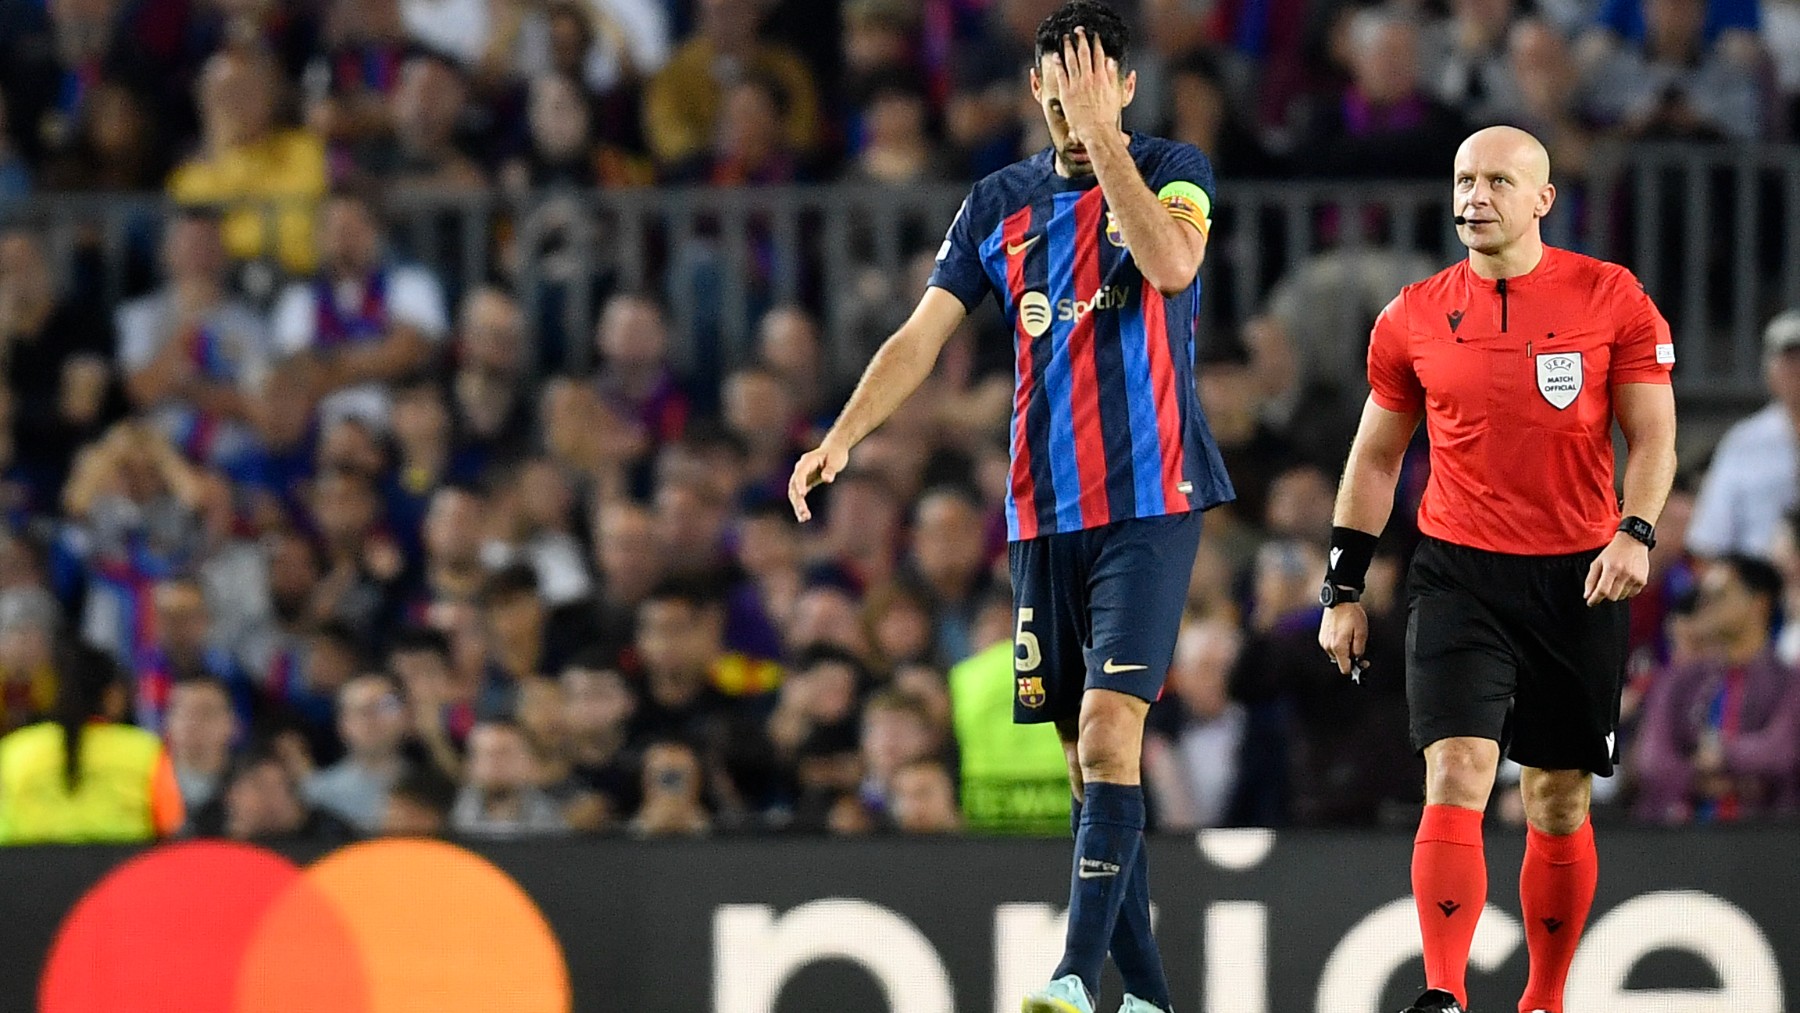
[1319,583,1363,608]
[1617,515,1657,549]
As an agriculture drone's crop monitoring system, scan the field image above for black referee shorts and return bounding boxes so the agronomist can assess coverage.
[1405,536,1627,776]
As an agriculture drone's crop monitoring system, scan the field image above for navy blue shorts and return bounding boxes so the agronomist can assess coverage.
[1008,511,1204,724]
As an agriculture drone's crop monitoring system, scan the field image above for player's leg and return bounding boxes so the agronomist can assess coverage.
[1403,540,1517,1013]
[1055,715,1164,1013]
[1038,513,1197,1013]
[1506,571,1625,1013]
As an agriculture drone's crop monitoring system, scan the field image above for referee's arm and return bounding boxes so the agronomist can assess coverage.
[1320,398,1422,675]
[1584,383,1678,605]
[1332,398,1422,541]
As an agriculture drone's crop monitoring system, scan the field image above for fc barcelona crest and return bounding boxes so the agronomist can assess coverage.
[1104,212,1127,248]
[1016,675,1046,708]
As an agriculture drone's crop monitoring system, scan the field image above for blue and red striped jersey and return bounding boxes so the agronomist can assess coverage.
[927,134,1236,542]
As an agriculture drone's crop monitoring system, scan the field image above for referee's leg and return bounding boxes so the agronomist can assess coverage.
[1515,767,1596,1013]
[1413,737,1502,1010]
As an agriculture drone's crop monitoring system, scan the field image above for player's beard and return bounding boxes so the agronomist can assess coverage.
[1057,139,1096,178]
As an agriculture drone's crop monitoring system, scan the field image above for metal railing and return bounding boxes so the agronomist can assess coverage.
[3,142,1797,400]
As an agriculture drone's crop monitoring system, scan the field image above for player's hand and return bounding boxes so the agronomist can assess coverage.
[788,437,849,522]
[1049,27,1123,148]
[1583,533,1649,606]
[1318,602,1371,680]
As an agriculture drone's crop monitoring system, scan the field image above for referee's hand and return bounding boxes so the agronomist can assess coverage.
[1584,533,1650,606]
[1319,603,1370,680]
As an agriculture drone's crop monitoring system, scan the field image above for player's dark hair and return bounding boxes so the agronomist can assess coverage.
[1035,0,1131,68]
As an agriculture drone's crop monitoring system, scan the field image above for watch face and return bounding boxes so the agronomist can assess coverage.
[1318,584,1335,607]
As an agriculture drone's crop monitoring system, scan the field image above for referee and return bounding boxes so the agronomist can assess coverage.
[1319,125,1678,1013]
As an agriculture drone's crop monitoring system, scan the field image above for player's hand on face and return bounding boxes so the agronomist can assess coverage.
[788,439,849,522]
[1583,533,1650,606]
[1318,602,1371,680]
[1051,28,1122,147]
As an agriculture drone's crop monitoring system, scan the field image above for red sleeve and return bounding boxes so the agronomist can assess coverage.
[1366,293,1423,413]
[1609,270,1675,385]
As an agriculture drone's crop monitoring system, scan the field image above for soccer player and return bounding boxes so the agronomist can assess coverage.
[1319,125,1678,1013]
[788,3,1233,1011]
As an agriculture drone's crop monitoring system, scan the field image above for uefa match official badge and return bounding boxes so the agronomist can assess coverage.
[1535,352,1583,409]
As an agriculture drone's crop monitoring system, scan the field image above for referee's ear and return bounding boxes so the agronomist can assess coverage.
[1535,182,1557,220]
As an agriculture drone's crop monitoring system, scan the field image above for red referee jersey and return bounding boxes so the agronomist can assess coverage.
[1368,245,1674,556]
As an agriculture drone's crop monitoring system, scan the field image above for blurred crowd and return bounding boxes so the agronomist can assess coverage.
[0,0,1797,845]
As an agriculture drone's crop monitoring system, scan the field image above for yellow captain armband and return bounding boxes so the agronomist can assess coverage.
[1157,180,1213,236]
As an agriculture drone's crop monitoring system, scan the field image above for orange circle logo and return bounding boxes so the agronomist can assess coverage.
[41,839,571,1013]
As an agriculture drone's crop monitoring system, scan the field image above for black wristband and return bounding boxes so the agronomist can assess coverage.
[1326,526,1380,590]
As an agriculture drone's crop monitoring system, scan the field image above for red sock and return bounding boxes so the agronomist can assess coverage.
[1518,818,1597,1013]
[1413,804,1487,1006]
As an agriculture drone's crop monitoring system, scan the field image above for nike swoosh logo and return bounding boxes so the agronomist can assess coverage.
[1006,235,1040,256]
[1102,659,1148,674]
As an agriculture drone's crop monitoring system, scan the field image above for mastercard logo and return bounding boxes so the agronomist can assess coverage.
[41,839,571,1013]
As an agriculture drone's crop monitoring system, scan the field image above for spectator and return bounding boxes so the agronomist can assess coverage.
[1634,556,1800,823]
[817,470,904,594]
[193,749,358,842]
[722,364,802,494]
[733,500,806,642]
[1688,311,1800,559]
[756,305,830,427]
[379,761,458,836]
[386,379,481,559]
[134,578,245,734]
[387,625,472,763]
[293,621,366,757]
[763,645,865,820]
[63,424,205,665]
[889,758,962,833]
[0,644,183,844]
[307,672,411,832]
[476,564,552,715]
[642,0,820,166]
[1159,51,1281,181]
[547,499,662,669]
[1264,465,1337,544]
[593,293,690,450]
[1583,0,1767,140]
[494,0,672,96]
[846,72,943,185]
[452,718,569,838]
[560,662,640,827]
[634,578,780,707]
[228,529,324,713]
[307,0,411,159]
[485,460,593,608]
[862,580,937,670]
[167,48,328,276]
[654,477,733,579]
[0,230,120,505]
[358,51,485,197]
[1774,512,1800,667]
[859,689,937,817]
[1423,0,1524,125]
[451,287,535,462]
[0,588,63,736]
[501,74,603,194]
[1143,618,1248,831]
[630,738,711,836]
[164,675,239,814]
[228,360,321,528]
[305,467,403,642]
[1293,10,1469,179]
[787,580,876,661]
[118,212,270,469]
[411,484,489,619]
[272,192,449,429]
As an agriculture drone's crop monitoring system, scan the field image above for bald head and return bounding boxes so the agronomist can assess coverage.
[1453,126,1555,268]
[1456,126,1550,188]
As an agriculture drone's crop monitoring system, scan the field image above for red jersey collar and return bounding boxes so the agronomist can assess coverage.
[1461,244,1562,291]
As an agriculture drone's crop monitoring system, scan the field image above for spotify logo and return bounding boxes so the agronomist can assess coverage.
[1018,291,1052,337]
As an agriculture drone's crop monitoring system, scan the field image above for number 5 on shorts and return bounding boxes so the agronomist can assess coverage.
[1015,607,1041,672]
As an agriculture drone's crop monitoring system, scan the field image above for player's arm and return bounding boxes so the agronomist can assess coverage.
[788,288,966,521]
[1086,135,1206,294]
[1053,32,1206,294]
